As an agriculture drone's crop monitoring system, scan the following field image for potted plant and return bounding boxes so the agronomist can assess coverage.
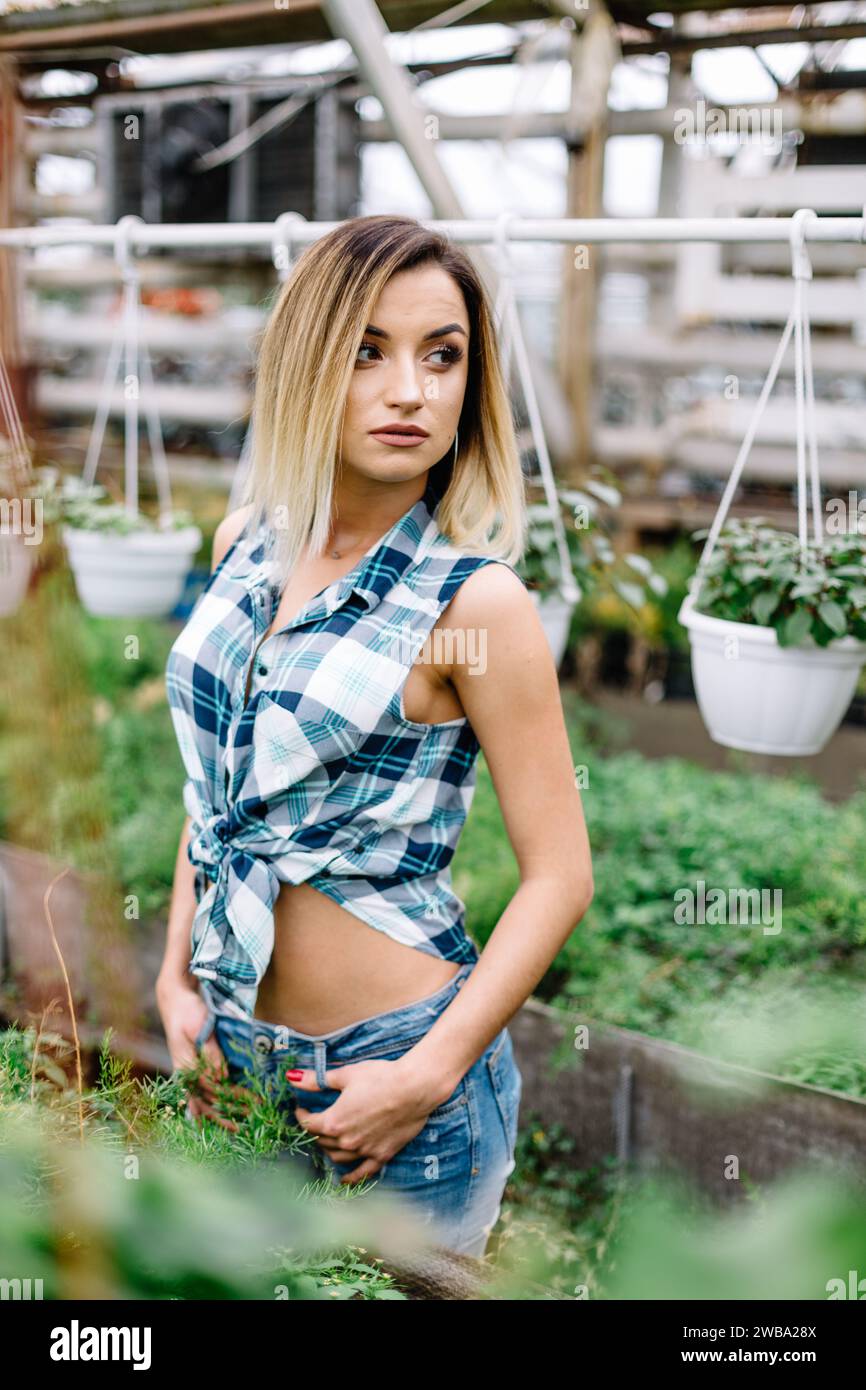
[517,475,667,667]
[33,467,202,620]
[679,518,866,756]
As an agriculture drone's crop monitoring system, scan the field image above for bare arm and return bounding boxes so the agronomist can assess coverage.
[401,561,594,1106]
[291,560,595,1182]
[156,815,196,992]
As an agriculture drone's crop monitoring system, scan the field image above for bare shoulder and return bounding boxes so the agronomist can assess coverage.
[212,504,255,571]
[447,559,540,632]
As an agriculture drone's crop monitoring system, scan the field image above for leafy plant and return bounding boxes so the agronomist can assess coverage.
[28,466,194,534]
[516,472,668,616]
[458,731,866,1098]
[691,518,866,648]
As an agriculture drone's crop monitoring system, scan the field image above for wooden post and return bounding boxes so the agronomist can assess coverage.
[0,56,27,446]
[557,10,617,485]
[559,117,604,482]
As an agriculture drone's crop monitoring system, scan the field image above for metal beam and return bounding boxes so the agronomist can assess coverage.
[321,0,465,222]
[363,110,583,142]
[319,0,582,472]
[0,0,544,55]
[608,97,866,138]
[622,19,866,56]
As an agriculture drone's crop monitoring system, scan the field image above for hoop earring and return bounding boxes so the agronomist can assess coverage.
[453,429,459,465]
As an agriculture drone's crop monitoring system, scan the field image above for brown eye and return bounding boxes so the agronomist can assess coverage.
[429,344,463,367]
[356,341,381,363]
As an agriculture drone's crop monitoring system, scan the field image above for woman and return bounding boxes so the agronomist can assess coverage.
[159,214,593,1259]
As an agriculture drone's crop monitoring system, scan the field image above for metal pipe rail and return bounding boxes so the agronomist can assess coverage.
[1,215,866,252]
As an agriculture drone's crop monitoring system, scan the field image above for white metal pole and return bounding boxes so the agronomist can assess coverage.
[1,215,865,252]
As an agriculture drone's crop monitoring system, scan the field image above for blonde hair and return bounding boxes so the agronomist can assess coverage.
[240,215,526,587]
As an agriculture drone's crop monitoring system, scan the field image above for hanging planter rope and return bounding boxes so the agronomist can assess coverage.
[679,207,866,757]
[0,327,35,618]
[82,214,176,523]
[492,211,581,615]
[0,351,32,495]
[229,211,309,514]
[63,216,201,618]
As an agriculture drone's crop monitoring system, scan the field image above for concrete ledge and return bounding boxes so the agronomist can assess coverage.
[510,997,866,1203]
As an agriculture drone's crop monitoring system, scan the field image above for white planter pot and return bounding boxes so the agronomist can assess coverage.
[531,590,577,668]
[679,590,866,756]
[63,524,202,619]
[0,532,34,617]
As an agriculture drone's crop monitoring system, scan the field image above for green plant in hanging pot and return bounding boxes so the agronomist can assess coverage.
[517,474,667,667]
[690,518,866,645]
[34,469,195,536]
[679,518,866,756]
[678,205,866,757]
[30,466,201,620]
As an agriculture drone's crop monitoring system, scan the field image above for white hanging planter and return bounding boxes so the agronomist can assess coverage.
[63,524,202,619]
[61,214,202,620]
[679,208,866,757]
[679,590,866,756]
[530,589,577,667]
[0,532,33,618]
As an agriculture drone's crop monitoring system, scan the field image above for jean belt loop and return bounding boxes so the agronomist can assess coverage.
[314,1039,329,1089]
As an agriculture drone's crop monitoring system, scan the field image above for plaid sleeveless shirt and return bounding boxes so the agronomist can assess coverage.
[165,474,524,1020]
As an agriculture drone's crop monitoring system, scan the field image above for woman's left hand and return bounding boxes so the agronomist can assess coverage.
[290,1057,445,1185]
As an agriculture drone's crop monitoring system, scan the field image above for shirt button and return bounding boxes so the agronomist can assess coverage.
[257,663,268,677]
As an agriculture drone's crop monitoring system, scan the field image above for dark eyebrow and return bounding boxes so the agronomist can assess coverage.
[365,323,467,342]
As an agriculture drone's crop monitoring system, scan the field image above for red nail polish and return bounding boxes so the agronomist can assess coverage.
[286,1069,303,1081]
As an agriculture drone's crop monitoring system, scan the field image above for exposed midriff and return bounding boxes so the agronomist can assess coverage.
[254,883,462,1033]
[252,624,466,1034]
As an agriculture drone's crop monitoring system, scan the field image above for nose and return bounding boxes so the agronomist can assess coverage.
[382,349,425,411]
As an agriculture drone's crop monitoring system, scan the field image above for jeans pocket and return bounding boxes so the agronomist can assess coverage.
[427,1074,469,1120]
[485,1029,521,1155]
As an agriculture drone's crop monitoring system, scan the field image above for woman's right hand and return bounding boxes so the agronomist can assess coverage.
[156,976,246,1130]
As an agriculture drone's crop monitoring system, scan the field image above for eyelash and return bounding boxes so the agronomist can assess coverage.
[356,341,463,367]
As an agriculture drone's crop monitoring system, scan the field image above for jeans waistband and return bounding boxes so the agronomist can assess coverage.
[212,960,474,1072]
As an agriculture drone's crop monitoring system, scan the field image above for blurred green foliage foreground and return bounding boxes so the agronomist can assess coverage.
[3,1021,866,1301]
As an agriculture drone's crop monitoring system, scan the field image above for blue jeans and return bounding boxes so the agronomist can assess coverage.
[193,962,522,1259]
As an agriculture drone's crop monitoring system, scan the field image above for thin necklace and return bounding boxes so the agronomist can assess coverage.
[327,530,383,560]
